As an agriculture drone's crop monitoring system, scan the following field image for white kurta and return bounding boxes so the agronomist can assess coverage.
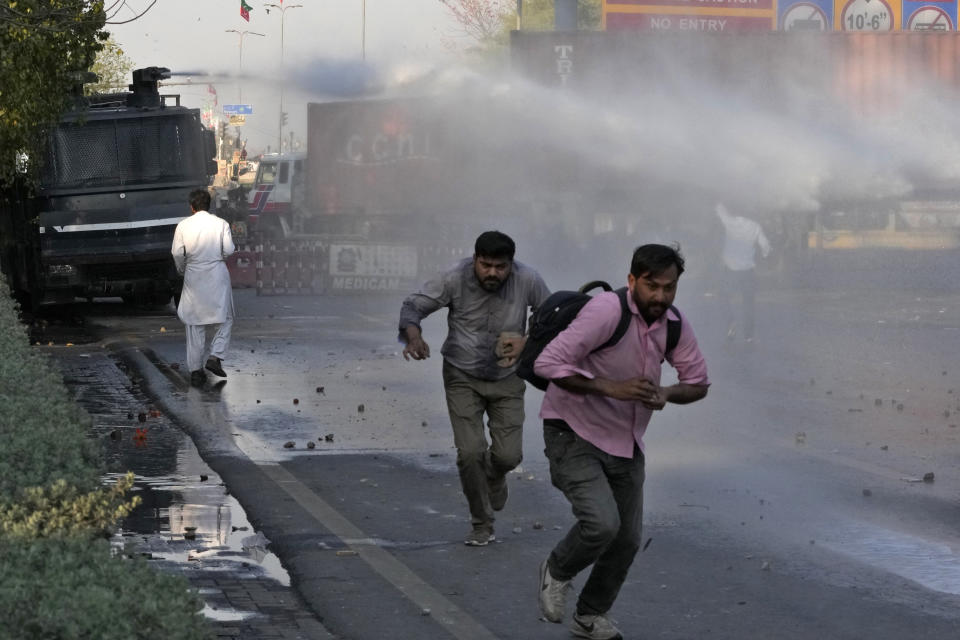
[715,204,771,272]
[172,210,236,325]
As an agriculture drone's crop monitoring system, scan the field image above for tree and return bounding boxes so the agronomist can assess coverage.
[440,0,514,47]
[0,1,108,189]
[86,36,135,94]
[439,0,602,52]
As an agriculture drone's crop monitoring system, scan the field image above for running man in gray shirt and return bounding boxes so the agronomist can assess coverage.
[399,231,550,546]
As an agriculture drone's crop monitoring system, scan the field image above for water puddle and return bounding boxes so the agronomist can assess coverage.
[103,433,290,588]
[823,522,960,595]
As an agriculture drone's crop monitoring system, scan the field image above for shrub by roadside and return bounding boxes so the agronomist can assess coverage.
[0,280,212,639]
[0,288,99,499]
[0,537,210,640]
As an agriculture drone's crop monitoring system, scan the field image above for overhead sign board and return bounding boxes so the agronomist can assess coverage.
[604,0,776,31]
[606,0,960,30]
[228,115,246,126]
[223,104,254,115]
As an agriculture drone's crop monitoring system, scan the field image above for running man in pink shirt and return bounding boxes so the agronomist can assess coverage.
[534,244,710,640]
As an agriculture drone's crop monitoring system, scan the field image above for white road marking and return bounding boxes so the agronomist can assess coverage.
[259,463,499,640]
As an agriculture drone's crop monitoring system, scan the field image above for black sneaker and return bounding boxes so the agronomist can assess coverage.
[205,356,227,377]
[190,370,207,387]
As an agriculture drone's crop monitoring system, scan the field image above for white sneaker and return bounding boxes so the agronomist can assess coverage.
[538,559,571,623]
[571,612,623,640]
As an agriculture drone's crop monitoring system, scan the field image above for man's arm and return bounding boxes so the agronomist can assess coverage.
[171,225,186,275]
[398,271,453,361]
[662,382,709,406]
[552,376,706,410]
[221,220,236,258]
[497,269,552,367]
[757,225,772,259]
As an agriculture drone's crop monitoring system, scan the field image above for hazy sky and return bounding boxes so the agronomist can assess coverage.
[108,0,463,152]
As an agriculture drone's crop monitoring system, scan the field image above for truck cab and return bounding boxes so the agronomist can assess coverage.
[246,151,306,236]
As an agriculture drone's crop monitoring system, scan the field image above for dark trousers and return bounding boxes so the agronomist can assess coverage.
[543,419,645,616]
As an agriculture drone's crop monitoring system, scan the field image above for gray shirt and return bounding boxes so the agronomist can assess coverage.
[399,258,551,380]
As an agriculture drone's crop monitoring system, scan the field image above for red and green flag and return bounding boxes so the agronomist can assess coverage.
[240,0,252,21]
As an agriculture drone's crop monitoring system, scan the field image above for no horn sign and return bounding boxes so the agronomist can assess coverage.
[780,0,833,29]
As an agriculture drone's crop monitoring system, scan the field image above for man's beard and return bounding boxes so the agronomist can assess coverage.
[633,290,666,324]
[480,277,503,291]
[642,302,665,320]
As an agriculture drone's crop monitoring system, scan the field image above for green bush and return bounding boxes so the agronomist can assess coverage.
[0,537,212,640]
[0,280,212,637]
[0,282,101,500]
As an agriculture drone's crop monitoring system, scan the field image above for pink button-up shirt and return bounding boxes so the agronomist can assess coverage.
[534,290,709,458]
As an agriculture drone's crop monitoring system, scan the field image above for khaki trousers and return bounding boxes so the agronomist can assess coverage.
[442,361,526,529]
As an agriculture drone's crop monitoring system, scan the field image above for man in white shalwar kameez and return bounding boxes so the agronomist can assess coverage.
[715,203,771,343]
[173,189,236,386]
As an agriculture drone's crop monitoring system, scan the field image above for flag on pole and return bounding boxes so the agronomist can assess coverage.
[240,0,252,21]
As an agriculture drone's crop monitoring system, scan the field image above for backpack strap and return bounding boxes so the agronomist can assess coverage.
[592,287,632,353]
[664,305,681,361]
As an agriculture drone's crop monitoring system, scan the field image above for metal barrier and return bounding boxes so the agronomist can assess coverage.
[225,245,257,289]
[233,236,470,296]
[254,238,327,296]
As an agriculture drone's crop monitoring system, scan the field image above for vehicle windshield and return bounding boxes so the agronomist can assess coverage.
[40,112,206,190]
[256,162,278,185]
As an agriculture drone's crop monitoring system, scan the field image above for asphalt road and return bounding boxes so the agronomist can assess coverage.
[37,275,960,640]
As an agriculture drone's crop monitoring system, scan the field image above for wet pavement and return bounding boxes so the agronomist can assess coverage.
[33,282,960,639]
[52,345,333,640]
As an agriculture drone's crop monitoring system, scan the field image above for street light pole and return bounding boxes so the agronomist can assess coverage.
[362,0,366,61]
[265,3,302,153]
[224,29,265,103]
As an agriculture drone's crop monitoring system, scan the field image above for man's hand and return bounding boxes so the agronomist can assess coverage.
[402,326,430,361]
[600,378,665,409]
[495,332,526,368]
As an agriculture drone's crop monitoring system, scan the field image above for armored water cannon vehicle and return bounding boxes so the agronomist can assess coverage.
[0,66,218,307]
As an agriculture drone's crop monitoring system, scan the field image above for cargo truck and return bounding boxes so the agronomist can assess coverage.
[245,96,571,293]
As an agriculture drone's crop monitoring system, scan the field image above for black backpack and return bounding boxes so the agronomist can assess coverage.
[516,280,681,391]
